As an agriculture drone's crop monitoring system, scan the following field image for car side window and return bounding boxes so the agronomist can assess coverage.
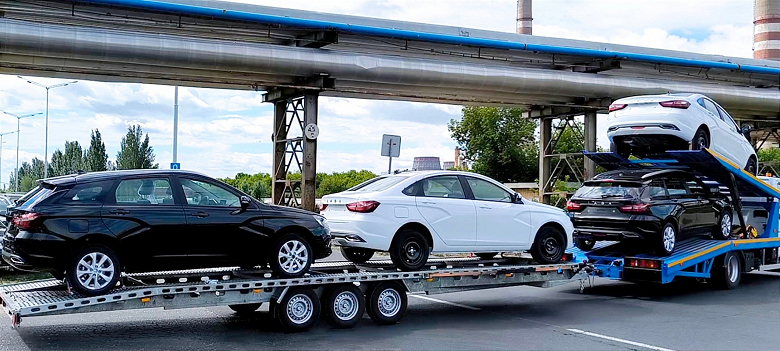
[115,178,174,205]
[61,181,113,204]
[702,99,721,118]
[716,106,740,132]
[685,181,706,195]
[180,178,240,207]
[420,176,466,199]
[645,180,666,198]
[466,177,512,202]
[664,179,689,196]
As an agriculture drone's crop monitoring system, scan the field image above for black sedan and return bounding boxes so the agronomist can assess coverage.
[567,169,731,255]
[1,170,331,295]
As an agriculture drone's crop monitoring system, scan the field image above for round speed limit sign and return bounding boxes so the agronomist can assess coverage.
[304,123,319,140]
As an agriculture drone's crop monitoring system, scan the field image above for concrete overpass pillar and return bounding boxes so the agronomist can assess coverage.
[584,111,597,179]
[539,117,552,204]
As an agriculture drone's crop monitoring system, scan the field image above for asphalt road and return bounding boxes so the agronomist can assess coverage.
[1,256,779,350]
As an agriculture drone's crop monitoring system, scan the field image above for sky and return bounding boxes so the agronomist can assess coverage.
[0,0,756,186]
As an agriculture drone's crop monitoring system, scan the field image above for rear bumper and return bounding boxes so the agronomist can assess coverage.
[324,214,400,251]
[573,218,662,242]
[1,231,64,270]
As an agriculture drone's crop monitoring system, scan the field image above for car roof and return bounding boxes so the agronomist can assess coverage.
[589,169,692,182]
[41,169,210,186]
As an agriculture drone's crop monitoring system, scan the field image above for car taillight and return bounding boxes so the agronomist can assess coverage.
[658,100,690,109]
[13,212,40,230]
[619,203,650,214]
[628,258,661,269]
[346,201,380,213]
[566,201,583,212]
[318,203,328,212]
[608,104,627,112]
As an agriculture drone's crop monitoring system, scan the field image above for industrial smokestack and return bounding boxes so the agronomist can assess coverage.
[754,0,780,60]
[517,0,532,35]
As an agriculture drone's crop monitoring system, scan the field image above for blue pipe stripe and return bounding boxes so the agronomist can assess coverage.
[81,0,780,76]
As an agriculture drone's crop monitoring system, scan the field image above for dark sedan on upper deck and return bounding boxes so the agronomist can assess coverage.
[1,170,331,295]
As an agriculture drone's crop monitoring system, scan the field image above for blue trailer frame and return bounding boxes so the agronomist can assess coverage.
[568,149,780,284]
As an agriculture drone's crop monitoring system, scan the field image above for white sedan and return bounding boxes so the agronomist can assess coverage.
[321,171,573,270]
[607,93,757,174]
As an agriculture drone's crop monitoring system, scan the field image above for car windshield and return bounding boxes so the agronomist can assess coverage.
[350,175,410,192]
[574,181,642,199]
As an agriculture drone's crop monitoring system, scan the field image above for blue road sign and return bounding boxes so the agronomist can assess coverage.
[170,163,181,169]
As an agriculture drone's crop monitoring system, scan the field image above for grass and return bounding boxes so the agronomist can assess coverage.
[0,268,52,285]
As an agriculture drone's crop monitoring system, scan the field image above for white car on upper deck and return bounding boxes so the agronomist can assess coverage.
[320,171,573,271]
[606,93,757,174]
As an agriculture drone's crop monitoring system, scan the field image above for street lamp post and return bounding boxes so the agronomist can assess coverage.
[0,131,18,190]
[18,76,77,179]
[0,111,43,192]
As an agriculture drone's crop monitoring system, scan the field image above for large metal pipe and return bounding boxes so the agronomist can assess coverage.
[2,19,780,115]
[517,0,532,35]
[755,0,780,60]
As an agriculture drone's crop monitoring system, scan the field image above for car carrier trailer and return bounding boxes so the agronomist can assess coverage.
[570,149,780,289]
[0,256,588,331]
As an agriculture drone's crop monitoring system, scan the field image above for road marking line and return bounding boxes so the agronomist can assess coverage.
[567,329,676,351]
[407,294,481,311]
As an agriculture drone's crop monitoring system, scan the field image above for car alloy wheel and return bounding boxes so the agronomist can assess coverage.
[720,212,732,239]
[277,239,309,275]
[660,223,676,255]
[75,252,116,291]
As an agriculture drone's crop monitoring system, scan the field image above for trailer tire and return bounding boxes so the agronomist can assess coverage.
[712,252,741,290]
[389,230,429,271]
[574,238,595,251]
[342,248,374,264]
[366,282,407,325]
[228,303,262,315]
[273,287,320,332]
[712,208,732,240]
[324,284,365,328]
[531,226,566,264]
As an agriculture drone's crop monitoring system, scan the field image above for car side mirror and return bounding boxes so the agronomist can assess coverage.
[741,124,753,141]
[232,196,252,215]
[512,193,523,204]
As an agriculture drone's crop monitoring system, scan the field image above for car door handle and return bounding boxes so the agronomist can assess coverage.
[191,211,209,218]
[109,209,130,215]
[479,206,492,210]
[420,201,437,205]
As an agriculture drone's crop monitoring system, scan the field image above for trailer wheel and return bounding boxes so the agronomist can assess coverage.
[712,252,741,290]
[366,282,407,325]
[324,284,365,328]
[273,287,320,332]
[228,303,262,315]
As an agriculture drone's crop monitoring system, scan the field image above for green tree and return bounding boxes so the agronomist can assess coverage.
[85,129,109,172]
[316,170,377,197]
[448,106,538,182]
[758,147,780,163]
[10,158,45,192]
[116,125,158,170]
[48,141,84,177]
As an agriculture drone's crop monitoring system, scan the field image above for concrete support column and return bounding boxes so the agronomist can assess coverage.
[271,100,288,206]
[539,117,552,204]
[302,92,318,212]
[584,111,597,179]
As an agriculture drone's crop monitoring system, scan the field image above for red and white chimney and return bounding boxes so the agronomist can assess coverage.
[517,0,532,35]
[754,0,780,60]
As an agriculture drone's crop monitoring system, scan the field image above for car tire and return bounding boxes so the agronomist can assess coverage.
[67,245,121,296]
[530,226,566,264]
[574,238,595,251]
[269,233,313,278]
[228,303,262,315]
[657,222,677,256]
[712,208,732,240]
[342,247,374,264]
[745,157,757,175]
[366,281,407,325]
[611,141,631,158]
[273,287,320,332]
[476,252,499,260]
[324,284,366,329]
[712,252,741,290]
[691,128,709,150]
[389,229,429,271]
